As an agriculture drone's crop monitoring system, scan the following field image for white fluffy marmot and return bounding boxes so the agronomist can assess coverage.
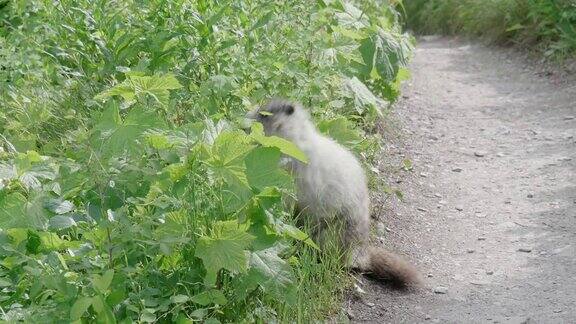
[246,99,420,287]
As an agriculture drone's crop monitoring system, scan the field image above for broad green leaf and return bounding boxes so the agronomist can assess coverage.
[0,193,27,229]
[190,289,228,306]
[91,295,116,324]
[170,294,190,304]
[200,75,237,98]
[250,123,308,163]
[205,131,254,213]
[195,220,254,285]
[39,232,71,251]
[146,133,172,149]
[45,199,74,214]
[249,244,297,304]
[359,30,413,82]
[318,117,362,147]
[70,297,93,320]
[343,77,386,114]
[243,187,282,225]
[245,147,291,191]
[95,73,182,106]
[48,215,77,230]
[92,269,114,294]
[221,177,254,214]
[93,104,165,156]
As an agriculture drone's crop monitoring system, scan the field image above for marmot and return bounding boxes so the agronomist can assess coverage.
[246,99,421,287]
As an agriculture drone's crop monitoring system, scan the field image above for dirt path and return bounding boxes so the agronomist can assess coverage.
[349,37,576,323]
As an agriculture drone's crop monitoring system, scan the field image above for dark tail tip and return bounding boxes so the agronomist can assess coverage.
[367,247,422,289]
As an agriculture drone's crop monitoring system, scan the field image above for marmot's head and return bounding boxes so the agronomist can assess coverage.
[245,99,312,138]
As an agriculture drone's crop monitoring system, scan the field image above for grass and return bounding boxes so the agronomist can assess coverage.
[403,0,576,59]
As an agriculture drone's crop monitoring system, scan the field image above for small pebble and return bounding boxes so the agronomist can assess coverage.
[425,315,432,320]
[474,151,487,157]
[433,286,448,294]
[518,248,532,253]
[417,207,428,212]
[564,116,575,120]
[365,302,375,308]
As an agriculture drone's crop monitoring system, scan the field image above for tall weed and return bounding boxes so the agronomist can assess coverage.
[0,0,412,322]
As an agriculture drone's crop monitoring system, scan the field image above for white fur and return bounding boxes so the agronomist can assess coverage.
[248,101,370,251]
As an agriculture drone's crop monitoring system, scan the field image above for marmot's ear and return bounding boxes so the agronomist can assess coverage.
[285,104,294,115]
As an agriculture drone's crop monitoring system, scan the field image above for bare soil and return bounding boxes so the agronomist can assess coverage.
[348,37,576,323]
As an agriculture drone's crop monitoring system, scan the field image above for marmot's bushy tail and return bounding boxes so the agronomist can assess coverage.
[363,247,421,287]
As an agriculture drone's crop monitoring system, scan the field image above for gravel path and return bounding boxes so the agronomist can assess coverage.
[349,37,576,323]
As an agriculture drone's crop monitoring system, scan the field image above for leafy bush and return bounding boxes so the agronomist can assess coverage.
[403,0,576,58]
[0,0,412,322]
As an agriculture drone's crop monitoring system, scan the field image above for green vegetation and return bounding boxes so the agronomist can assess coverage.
[0,0,412,322]
[404,0,576,58]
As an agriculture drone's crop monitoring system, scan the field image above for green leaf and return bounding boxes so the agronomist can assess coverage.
[0,192,27,229]
[250,123,308,163]
[26,230,41,254]
[249,244,297,304]
[92,269,114,294]
[48,215,77,230]
[0,278,12,287]
[195,220,254,285]
[91,295,116,324]
[277,222,319,250]
[359,30,412,82]
[190,289,228,306]
[245,147,291,191]
[95,73,182,106]
[343,77,386,114]
[200,75,237,98]
[70,296,93,320]
[244,187,282,225]
[205,131,254,213]
[45,199,74,214]
[318,117,362,147]
[93,104,165,156]
[146,133,173,150]
[170,294,190,304]
[39,231,70,251]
